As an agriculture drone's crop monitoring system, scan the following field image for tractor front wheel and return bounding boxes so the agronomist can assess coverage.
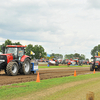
[21,58,31,75]
[6,62,18,76]
[90,65,94,71]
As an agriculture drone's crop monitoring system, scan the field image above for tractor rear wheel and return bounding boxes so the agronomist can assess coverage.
[6,62,18,76]
[21,58,31,75]
[90,65,94,71]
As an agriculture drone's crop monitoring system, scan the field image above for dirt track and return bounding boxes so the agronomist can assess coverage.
[0,67,97,86]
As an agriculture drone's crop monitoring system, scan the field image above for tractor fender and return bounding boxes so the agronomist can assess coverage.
[5,53,13,64]
[20,55,31,62]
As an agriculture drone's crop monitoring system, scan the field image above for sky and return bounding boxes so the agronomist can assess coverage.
[0,0,100,59]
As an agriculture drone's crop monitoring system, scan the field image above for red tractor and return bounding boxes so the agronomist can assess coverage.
[0,45,32,76]
[90,56,100,71]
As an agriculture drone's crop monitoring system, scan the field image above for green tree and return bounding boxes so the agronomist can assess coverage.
[26,44,46,59]
[0,39,22,53]
[64,53,85,60]
[4,39,12,46]
[80,54,85,60]
[86,58,89,61]
[50,53,63,59]
[50,53,55,57]
[26,44,34,58]
[33,45,46,59]
[91,44,100,57]
[13,42,22,45]
[64,54,74,59]
[0,45,2,52]
[73,53,80,58]
[0,39,12,53]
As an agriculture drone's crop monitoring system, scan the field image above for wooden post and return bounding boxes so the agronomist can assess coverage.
[86,91,94,100]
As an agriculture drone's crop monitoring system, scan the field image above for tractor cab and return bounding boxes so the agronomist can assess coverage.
[93,56,100,66]
[94,56,100,61]
[5,45,26,60]
[90,56,100,71]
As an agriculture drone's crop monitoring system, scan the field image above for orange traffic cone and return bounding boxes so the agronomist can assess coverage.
[93,69,95,74]
[36,72,40,82]
[74,70,76,77]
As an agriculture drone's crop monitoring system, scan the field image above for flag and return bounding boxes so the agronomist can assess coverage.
[98,52,100,56]
[30,51,35,55]
[47,54,50,57]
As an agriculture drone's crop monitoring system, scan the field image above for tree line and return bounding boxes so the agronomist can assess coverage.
[0,39,46,59]
[64,53,86,60]
[1,39,96,60]
[91,44,100,58]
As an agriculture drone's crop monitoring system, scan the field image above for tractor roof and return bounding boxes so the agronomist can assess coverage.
[95,56,100,58]
[6,45,26,48]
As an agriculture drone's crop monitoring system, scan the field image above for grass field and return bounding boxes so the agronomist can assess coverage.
[0,69,100,100]
[38,64,90,68]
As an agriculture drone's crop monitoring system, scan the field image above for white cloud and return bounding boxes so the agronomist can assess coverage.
[0,0,100,59]
[87,0,100,9]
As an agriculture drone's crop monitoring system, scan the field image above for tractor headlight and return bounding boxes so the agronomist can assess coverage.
[0,60,5,62]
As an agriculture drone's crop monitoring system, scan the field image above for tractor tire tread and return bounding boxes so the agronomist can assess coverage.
[21,58,31,75]
[6,62,18,76]
[90,65,94,71]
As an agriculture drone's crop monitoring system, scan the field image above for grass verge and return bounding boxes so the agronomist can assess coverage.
[41,76,100,100]
[38,65,90,68]
[0,71,99,100]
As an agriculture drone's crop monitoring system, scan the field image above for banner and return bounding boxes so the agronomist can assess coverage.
[47,54,50,57]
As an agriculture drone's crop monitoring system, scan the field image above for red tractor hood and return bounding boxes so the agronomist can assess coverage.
[1,53,13,63]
